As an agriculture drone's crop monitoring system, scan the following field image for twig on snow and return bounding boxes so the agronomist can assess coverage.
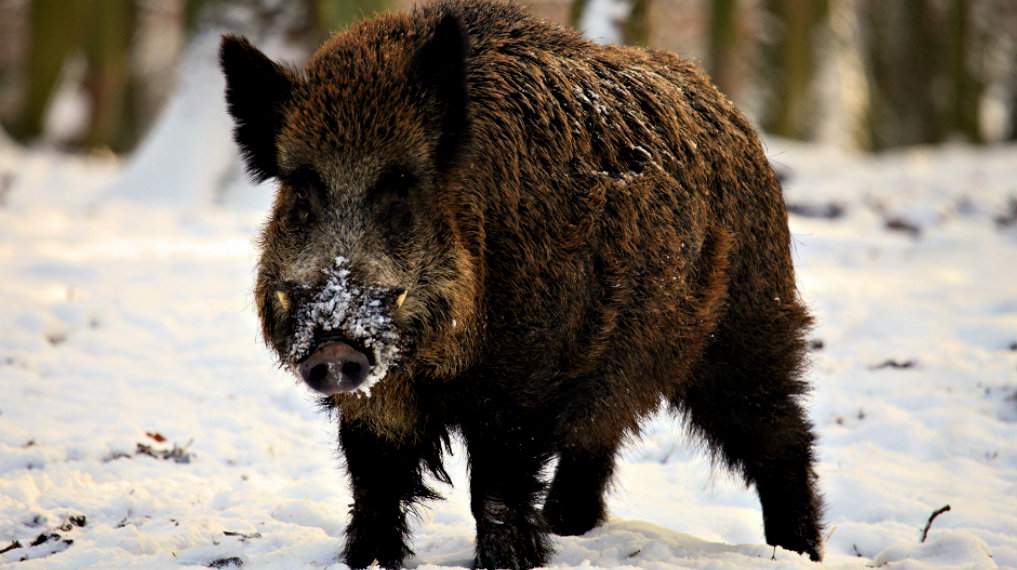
[920,504,951,543]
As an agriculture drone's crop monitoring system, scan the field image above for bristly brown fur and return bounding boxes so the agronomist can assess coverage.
[221,1,824,568]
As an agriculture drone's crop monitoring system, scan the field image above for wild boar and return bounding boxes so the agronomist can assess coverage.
[220,1,823,568]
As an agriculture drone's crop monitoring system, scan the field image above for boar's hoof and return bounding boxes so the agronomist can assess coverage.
[474,514,551,569]
[543,495,605,536]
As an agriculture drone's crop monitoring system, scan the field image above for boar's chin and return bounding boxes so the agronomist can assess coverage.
[285,257,403,397]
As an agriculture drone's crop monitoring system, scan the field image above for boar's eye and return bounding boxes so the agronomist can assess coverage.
[368,166,418,243]
[282,166,327,225]
[370,166,416,200]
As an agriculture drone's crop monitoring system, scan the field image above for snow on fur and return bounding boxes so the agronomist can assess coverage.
[286,257,401,397]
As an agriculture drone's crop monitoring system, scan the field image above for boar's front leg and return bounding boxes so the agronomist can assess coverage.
[463,419,554,570]
[339,417,442,569]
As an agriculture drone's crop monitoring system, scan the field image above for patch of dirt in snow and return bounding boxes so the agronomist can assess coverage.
[1,140,1016,568]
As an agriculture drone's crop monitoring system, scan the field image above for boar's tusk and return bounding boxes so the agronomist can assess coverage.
[395,290,408,309]
[275,290,290,312]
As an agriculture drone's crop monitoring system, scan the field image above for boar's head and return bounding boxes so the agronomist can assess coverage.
[220,13,478,396]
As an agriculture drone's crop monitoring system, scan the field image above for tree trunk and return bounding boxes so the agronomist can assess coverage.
[10,0,89,142]
[570,0,591,29]
[79,0,137,152]
[760,0,828,140]
[861,0,944,150]
[623,0,651,46]
[946,0,983,143]
[708,0,739,96]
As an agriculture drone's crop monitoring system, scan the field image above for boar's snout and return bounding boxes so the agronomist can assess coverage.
[298,341,371,394]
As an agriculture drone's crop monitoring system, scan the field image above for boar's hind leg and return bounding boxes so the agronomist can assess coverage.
[339,417,447,569]
[463,422,554,570]
[673,313,824,561]
[543,442,619,536]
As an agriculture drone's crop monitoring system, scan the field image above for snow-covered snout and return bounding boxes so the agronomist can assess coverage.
[279,257,406,396]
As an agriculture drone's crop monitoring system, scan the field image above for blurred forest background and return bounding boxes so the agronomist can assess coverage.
[0,0,1015,156]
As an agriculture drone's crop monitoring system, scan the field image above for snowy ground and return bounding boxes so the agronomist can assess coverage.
[2,123,1017,570]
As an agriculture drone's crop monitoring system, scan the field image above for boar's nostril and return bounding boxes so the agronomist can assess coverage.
[341,360,363,379]
[340,350,370,387]
[306,363,331,392]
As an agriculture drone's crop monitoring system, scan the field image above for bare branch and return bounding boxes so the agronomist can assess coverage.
[920,505,951,543]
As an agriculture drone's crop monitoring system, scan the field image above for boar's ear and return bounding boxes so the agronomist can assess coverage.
[411,13,470,170]
[220,35,294,182]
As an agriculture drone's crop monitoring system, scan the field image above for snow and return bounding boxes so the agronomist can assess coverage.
[2,52,1017,567]
[103,30,280,211]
